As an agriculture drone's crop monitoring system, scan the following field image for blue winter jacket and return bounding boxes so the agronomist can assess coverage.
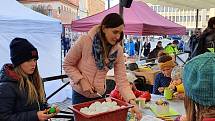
[0,64,47,121]
[153,73,171,95]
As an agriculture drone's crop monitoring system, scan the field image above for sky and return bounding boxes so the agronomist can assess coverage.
[105,0,119,9]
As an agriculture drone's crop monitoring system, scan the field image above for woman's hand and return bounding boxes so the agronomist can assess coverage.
[180,115,187,121]
[80,78,94,94]
[129,99,142,121]
[158,87,164,93]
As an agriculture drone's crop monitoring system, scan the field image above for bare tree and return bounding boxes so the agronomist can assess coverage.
[32,5,48,15]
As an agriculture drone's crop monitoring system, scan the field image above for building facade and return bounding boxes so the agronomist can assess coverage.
[78,0,88,19]
[18,0,79,24]
[146,3,215,33]
[87,0,105,16]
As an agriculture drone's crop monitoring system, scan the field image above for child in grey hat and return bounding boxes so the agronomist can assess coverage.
[169,66,184,99]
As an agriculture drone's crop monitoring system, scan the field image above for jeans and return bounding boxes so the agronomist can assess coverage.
[72,90,104,104]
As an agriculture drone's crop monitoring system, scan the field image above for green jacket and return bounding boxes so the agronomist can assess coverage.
[164,45,179,55]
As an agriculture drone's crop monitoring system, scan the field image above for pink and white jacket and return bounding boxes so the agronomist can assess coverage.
[63,25,136,102]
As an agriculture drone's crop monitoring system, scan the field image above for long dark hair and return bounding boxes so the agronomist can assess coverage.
[207,17,215,29]
[100,13,124,42]
[184,96,215,121]
[99,13,124,59]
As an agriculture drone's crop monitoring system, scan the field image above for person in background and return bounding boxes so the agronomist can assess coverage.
[63,13,142,120]
[110,72,151,102]
[147,41,164,62]
[164,40,179,61]
[181,51,215,121]
[128,38,136,56]
[0,38,59,121]
[168,66,184,99]
[153,55,176,95]
[143,37,151,57]
[188,28,202,55]
[191,17,215,59]
[135,38,141,55]
[178,39,185,52]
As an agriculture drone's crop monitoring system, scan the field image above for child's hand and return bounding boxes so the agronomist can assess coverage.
[173,92,184,100]
[158,87,164,93]
[168,82,176,90]
[37,110,52,121]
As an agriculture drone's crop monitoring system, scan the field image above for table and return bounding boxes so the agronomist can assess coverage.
[140,94,185,121]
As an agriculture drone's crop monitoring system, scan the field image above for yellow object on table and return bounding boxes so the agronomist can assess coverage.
[176,83,184,93]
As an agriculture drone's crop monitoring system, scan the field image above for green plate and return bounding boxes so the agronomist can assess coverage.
[150,105,180,117]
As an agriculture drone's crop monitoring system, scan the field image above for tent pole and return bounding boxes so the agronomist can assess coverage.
[61,25,65,76]
[119,0,124,17]
[196,9,199,28]
[108,0,110,9]
[119,0,124,46]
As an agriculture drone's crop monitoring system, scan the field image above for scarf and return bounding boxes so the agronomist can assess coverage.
[92,33,118,70]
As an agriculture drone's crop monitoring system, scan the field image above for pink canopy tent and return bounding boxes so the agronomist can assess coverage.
[71,1,185,35]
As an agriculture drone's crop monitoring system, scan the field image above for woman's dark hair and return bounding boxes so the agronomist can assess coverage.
[158,55,172,63]
[207,17,215,29]
[100,13,124,42]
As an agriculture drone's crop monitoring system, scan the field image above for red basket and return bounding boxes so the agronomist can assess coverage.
[69,97,133,121]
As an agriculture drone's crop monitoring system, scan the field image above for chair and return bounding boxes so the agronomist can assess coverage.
[127,63,138,71]
[134,76,153,93]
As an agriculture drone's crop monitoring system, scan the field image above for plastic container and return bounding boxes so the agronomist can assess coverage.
[69,97,133,121]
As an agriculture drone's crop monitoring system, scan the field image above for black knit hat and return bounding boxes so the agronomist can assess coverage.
[10,38,38,67]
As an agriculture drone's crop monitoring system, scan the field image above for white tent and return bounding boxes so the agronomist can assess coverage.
[0,0,67,103]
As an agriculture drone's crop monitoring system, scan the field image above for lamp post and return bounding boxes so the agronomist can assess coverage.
[119,0,124,17]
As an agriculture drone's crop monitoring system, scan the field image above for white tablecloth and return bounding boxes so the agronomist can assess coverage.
[140,94,185,121]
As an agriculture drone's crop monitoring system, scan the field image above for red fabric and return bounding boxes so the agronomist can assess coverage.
[71,1,186,35]
[202,118,215,121]
[4,64,20,81]
[110,87,151,101]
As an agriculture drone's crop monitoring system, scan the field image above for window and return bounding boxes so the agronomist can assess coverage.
[176,16,179,22]
[206,15,210,21]
[48,9,52,16]
[172,16,175,21]
[184,16,186,22]
[58,7,61,14]
[169,7,172,12]
[160,6,164,12]
[191,16,194,21]
[165,7,168,12]
[198,15,201,21]
[158,6,161,12]
[187,16,190,22]
[154,6,157,12]
[180,16,183,22]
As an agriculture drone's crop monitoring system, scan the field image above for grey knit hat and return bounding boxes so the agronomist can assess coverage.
[171,66,183,80]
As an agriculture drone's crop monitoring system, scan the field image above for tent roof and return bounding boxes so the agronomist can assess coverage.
[0,0,61,34]
[139,0,215,9]
[71,1,185,35]
[0,0,59,22]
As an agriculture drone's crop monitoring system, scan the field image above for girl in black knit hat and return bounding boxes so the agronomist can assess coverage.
[0,37,59,121]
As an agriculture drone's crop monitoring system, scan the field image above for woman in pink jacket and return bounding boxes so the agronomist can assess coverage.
[63,13,142,120]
